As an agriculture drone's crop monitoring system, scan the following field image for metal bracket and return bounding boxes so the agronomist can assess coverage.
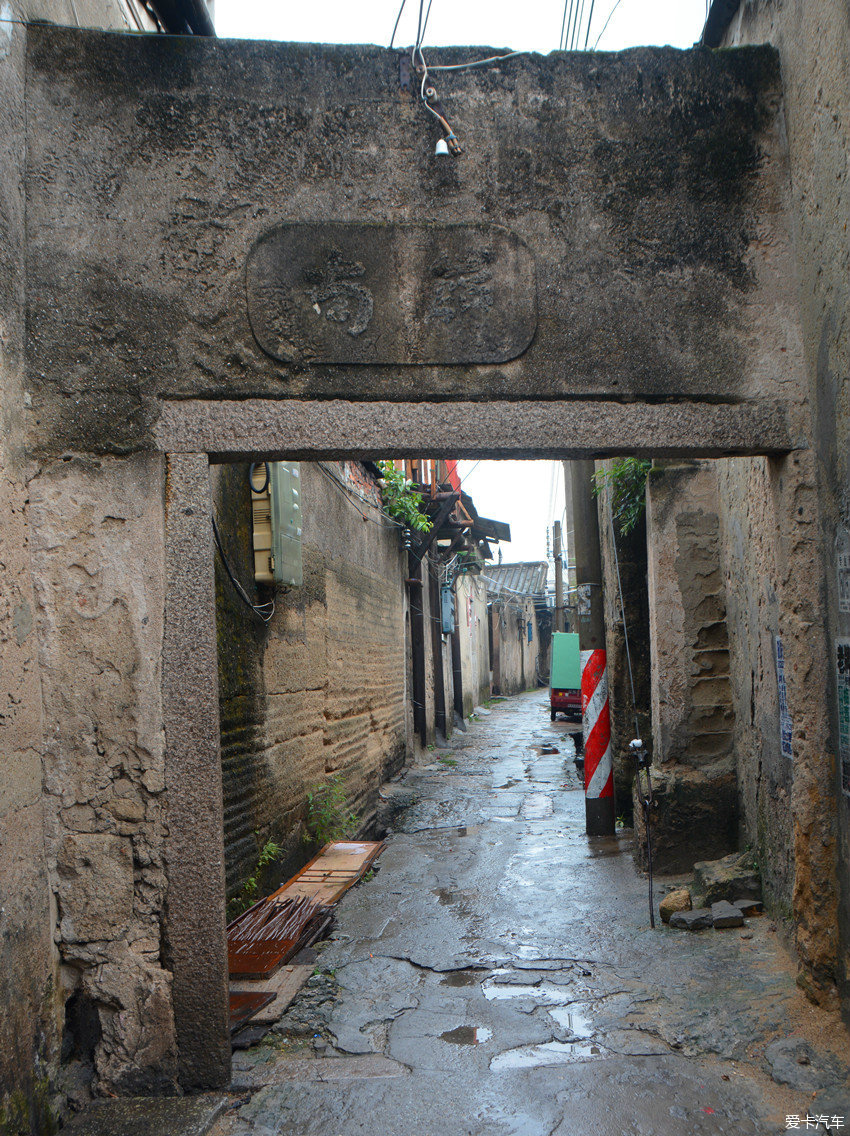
[399,53,412,92]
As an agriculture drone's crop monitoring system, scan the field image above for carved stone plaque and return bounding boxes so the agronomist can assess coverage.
[245,222,537,365]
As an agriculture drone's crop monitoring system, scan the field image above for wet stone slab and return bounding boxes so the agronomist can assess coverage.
[207,690,848,1136]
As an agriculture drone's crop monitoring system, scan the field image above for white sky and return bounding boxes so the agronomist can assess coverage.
[215,0,708,54]
[458,459,567,569]
[213,1,708,567]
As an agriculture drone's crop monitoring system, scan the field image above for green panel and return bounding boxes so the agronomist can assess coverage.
[269,461,303,586]
[550,632,581,690]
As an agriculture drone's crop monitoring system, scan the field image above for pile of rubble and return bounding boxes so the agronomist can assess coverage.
[659,850,764,931]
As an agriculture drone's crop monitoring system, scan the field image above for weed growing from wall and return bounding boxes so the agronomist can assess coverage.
[226,838,283,920]
[592,458,652,535]
[305,775,358,845]
[376,462,432,533]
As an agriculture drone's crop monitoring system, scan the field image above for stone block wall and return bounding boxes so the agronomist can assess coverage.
[715,456,793,911]
[641,461,738,870]
[214,462,408,903]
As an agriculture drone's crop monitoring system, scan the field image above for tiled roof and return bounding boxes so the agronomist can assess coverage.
[483,561,549,600]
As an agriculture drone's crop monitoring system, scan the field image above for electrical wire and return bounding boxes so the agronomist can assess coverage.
[559,0,572,50]
[583,0,596,48]
[426,51,526,71]
[389,0,408,49]
[420,0,434,45]
[211,514,275,624]
[571,0,587,49]
[593,0,625,49]
[316,461,402,530]
[459,459,482,486]
[408,0,527,155]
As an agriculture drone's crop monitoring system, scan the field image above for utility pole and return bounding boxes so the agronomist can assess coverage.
[553,520,564,633]
[566,460,614,837]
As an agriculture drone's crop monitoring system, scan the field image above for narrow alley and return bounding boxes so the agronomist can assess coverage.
[210,692,849,1136]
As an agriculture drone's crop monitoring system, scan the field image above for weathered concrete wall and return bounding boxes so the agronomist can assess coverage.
[0,15,54,1131]
[0,4,156,1127]
[490,599,539,696]
[642,462,738,871]
[456,576,491,716]
[712,0,848,1010]
[214,462,408,900]
[21,29,802,458]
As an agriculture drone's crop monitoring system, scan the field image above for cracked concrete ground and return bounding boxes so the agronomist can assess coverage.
[211,691,850,1136]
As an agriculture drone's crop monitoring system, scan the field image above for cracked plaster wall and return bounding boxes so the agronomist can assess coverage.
[489,599,539,697]
[26,453,177,1098]
[455,576,491,718]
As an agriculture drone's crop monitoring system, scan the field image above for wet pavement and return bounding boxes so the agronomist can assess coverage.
[211,691,850,1136]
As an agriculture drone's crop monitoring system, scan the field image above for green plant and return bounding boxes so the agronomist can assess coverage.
[438,757,458,767]
[305,774,358,845]
[376,462,432,533]
[227,837,283,920]
[591,458,652,535]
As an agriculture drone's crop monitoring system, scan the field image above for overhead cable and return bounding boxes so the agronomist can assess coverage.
[593,0,625,49]
[389,0,408,48]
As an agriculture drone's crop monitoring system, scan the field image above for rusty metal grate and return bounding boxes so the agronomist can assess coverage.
[227,894,333,979]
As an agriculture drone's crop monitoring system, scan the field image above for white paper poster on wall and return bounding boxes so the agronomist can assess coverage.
[775,636,793,760]
[837,639,850,797]
[837,528,850,615]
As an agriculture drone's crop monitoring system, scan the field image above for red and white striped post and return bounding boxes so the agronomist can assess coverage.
[581,648,615,836]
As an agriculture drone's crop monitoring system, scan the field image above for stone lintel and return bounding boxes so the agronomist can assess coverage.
[155,399,795,462]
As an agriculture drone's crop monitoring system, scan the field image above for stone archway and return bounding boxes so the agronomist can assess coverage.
[19,24,821,1090]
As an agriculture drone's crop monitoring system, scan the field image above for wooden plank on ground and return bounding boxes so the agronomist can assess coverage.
[270,841,385,906]
[230,964,312,1025]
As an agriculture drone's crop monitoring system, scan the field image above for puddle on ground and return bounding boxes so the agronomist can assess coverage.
[490,1040,605,1069]
[548,1005,595,1038]
[440,1025,493,1045]
[482,980,573,1004]
[441,969,489,987]
[585,836,627,859]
